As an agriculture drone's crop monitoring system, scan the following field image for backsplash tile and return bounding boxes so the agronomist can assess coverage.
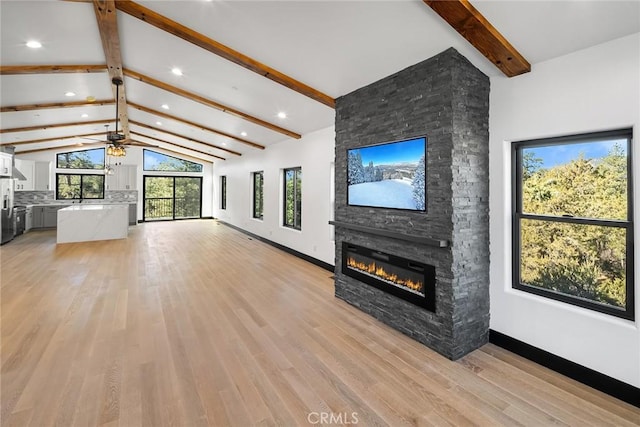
[15,190,138,205]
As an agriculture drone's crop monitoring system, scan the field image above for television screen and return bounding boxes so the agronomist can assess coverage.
[347,136,426,211]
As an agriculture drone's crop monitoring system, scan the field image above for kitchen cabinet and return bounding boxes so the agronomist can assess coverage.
[33,206,44,228]
[0,152,11,177]
[129,203,137,225]
[31,205,69,229]
[14,159,35,191]
[106,165,137,191]
[34,161,51,191]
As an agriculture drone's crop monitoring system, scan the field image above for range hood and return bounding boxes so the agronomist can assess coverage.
[12,166,26,181]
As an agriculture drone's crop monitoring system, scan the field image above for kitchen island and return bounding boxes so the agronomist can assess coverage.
[57,204,129,244]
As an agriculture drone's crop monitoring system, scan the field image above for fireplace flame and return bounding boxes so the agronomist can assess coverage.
[347,257,423,293]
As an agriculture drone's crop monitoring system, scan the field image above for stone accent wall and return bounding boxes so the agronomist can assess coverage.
[334,48,490,360]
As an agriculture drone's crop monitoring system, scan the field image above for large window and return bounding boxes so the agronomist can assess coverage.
[143,176,202,221]
[57,148,105,169]
[253,171,264,220]
[513,129,633,319]
[221,176,227,210]
[283,167,302,230]
[143,149,202,172]
[56,174,105,200]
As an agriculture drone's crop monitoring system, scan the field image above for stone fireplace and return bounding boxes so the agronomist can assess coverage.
[333,48,490,360]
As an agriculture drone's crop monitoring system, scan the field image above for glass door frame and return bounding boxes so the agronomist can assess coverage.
[143,175,203,221]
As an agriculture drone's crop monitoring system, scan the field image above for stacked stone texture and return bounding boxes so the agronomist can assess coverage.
[334,48,490,360]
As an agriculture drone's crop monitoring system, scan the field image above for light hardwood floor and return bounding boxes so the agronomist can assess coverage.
[1,220,638,426]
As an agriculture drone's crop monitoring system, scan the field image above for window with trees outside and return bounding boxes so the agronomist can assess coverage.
[57,148,105,169]
[253,171,264,220]
[143,149,202,172]
[283,167,302,230]
[513,128,634,320]
[56,174,105,200]
[221,176,227,210]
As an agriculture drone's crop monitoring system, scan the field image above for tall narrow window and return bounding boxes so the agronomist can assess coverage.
[253,171,264,220]
[221,176,227,210]
[513,129,634,320]
[283,167,302,230]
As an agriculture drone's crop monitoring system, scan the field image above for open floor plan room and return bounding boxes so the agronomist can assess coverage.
[1,220,638,426]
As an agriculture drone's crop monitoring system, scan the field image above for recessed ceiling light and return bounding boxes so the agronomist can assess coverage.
[81,113,89,118]
[26,40,42,49]
[171,68,183,76]
[222,142,227,146]
[277,111,287,119]
[156,121,162,126]
[161,104,169,110]
[65,91,76,97]
[240,132,247,137]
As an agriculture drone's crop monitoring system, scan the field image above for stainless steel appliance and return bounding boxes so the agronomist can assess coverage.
[14,206,26,236]
[1,178,15,244]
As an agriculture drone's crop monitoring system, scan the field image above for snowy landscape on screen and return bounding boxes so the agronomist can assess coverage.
[348,179,417,209]
[347,138,426,211]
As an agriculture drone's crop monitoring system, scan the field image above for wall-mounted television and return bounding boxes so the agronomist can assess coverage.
[347,136,426,211]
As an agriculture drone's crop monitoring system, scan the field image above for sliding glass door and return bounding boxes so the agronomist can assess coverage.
[143,176,202,221]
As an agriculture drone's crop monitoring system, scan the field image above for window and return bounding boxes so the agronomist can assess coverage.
[143,149,202,172]
[283,167,302,230]
[513,129,633,320]
[56,174,105,200]
[221,176,227,210]
[253,171,264,219]
[143,176,202,221]
[57,148,105,169]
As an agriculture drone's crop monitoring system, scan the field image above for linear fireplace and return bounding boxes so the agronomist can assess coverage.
[342,242,436,312]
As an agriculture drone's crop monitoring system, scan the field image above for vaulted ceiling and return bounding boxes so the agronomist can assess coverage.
[1,1,639,163]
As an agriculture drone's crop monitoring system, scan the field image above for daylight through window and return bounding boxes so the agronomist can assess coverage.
[56,173,105,200]
[253,171,264,220]
[283,167,302,230]
[221,176,227,210]
[57,148,105,170]
[513,128,634,320]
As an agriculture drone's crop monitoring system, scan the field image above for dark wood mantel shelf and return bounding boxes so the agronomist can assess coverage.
[329,221,449,248]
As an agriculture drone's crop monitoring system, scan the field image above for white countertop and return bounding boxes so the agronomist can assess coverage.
[60,204,128,211]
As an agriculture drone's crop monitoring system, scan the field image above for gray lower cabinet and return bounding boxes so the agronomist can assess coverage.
[31,205,70,229]
[32,206,44,228]
[129,203,137,226]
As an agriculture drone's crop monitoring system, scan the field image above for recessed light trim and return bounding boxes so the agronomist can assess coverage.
[156,121,162,126]
[277,111,287,119]
[26,40,42,49]
[240,132,247,137]
[171,68,183,76]
[81,113,89,118]
[65,91,76,97]
[161,104,169,110]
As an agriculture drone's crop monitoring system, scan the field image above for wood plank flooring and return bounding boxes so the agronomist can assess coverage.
[1,220,638,426]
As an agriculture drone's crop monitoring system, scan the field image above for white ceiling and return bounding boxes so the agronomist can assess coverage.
[1,0,639,163]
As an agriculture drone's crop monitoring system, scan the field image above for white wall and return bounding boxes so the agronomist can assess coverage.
[490,33,640,387]
[16,146,214,220]
[213,126,336,266]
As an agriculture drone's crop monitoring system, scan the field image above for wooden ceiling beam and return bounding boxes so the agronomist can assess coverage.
[1,133,105,146]
[92,0,131,138]
[16,142,103,155]
[1,99,113,113]
[0,64,107,75]
[130,140,215,163]
[116,1,335,108]
[423,0,530,77]
[129,120,240,156]
[131,131,225,161]
[123,68,301,140]
[128,101,264,150]
[0,119,113,134]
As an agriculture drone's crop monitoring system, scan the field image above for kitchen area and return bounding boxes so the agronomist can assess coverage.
[1,149,138,245]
